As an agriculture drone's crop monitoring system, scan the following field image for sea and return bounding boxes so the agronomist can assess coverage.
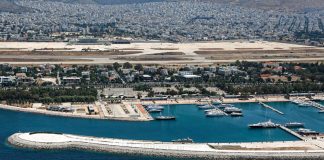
[0,102,323,160]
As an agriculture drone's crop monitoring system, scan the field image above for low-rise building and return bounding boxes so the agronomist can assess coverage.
[62,76,81,85]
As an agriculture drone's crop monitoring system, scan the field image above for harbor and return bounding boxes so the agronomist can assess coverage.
[1,101,324,159]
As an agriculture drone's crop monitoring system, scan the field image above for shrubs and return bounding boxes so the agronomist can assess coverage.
[0,87,97,104]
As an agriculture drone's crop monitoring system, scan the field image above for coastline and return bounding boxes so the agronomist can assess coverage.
[0,96,293,121]
[0,104,152,122]
[8,132,324,160]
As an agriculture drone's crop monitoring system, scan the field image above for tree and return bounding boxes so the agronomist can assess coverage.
[134,64,144,71]
[137,92,142,99]
[148,91,155,97]
[123,62,133,69]
[113,62,121,70]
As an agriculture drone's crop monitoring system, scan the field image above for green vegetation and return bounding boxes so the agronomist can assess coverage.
[0,87,97,104]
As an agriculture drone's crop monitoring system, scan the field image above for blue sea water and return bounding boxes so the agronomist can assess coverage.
[0,102,323,160]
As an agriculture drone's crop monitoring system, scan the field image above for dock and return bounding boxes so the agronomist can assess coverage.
[307,101,324,110]
[278,125,305,140]
[259,102,284,115]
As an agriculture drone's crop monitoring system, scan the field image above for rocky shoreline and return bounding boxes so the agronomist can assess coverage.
[7,132,324,160]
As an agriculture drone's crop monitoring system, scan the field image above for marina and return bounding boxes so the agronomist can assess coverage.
[1,101,324,160]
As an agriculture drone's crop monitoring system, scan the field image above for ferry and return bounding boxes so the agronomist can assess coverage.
[284,122,304,128]
[155,116,176,120]
[249,120,278,128]
[172,137,194,143]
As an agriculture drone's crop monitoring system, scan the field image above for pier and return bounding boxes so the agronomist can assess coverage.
[278,125,305,140]
[8,132,324,159]
[259,102,284,115]
[307,101,324,110]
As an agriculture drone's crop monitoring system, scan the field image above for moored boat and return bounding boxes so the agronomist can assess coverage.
[172,137,194,143]
[223,107,242,113]
[155,116,176,120]
[197,104,215,110]
[216,104,234,109]
[297,128,319,136]
[249,120,278,128]
[205,109,227,117]
[284,122,304,128]
[145,105,164,110]
[147,108,163,113]
[230,112,243,117]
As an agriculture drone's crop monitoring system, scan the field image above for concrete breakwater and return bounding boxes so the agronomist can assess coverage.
[7,132,324,160]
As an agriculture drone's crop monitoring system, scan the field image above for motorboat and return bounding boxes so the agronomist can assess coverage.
[147,108,163,113]
[155,116,176,120]
[205,109,227,117]
[145,105,164,110]
[172,137,194,143]
[216,104,234,109]
[197,104,215,110]
[223,107,242,113]
[284,122,304,128]
[297,128,319,136]
[249,120,278,128]
[230,112,243,117]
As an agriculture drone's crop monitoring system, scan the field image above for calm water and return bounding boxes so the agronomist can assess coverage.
[1,102,323,160]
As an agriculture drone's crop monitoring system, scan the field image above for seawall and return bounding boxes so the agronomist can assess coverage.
[7,132,324,160]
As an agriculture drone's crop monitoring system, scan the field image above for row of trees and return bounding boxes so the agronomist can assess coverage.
[223,82,324,95]
[0,87,97,104]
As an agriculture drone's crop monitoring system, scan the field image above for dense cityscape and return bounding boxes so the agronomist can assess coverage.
[0,0,323,45]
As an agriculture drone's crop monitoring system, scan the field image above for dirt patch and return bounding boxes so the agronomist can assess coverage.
[151,48,179,50]
[206,52,324,60]
[0,58,92,62]
[195,48,324,55]
[0,50,142,56]
[117,48,144,51]
[235,48,264,50]
[151,52,185,56]
[112,55,191,61]
[199,48,224,50]
[34,48,75,51]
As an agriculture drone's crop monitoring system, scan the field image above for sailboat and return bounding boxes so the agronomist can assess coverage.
[155,103,176,120]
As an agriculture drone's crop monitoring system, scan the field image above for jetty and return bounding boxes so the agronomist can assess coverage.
[307,101,324,110]
[278,125,305,140]
[7,132,324,159]
[258,102,284,115]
